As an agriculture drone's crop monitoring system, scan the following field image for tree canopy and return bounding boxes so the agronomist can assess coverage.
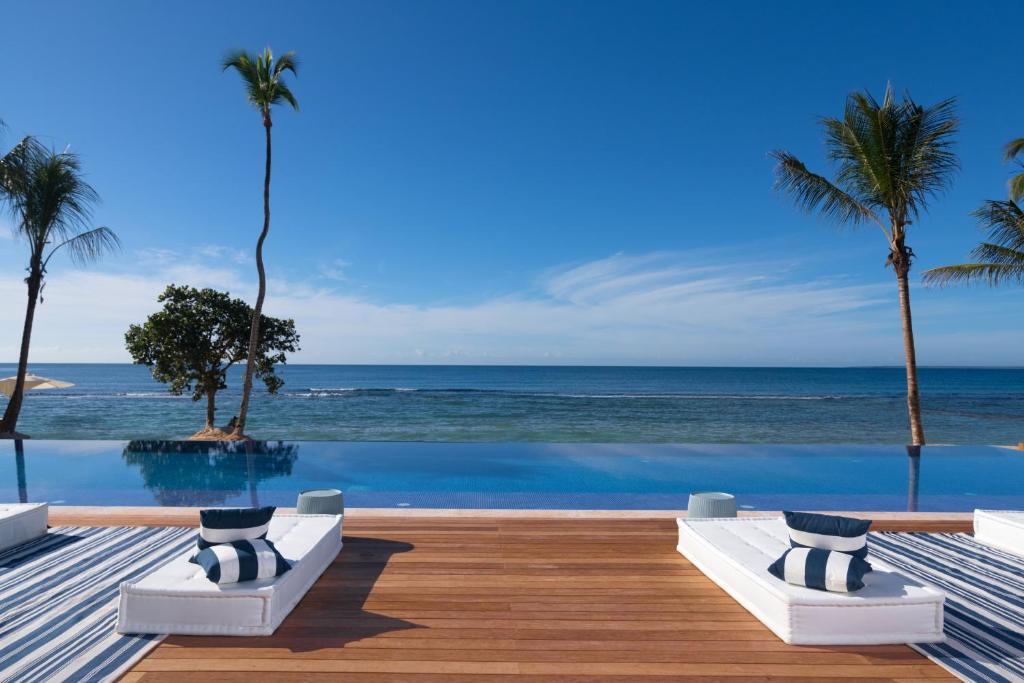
[222,48,299,123]
[771,85,959,254]
[125,285,300,432]
[1,137,119,274]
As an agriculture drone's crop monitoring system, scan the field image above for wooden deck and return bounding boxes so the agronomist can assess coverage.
[49,509,971,682]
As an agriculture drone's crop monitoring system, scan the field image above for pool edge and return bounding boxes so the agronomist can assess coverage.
[47,505,976,520]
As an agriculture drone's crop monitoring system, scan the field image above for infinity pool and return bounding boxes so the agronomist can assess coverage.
[2,441,1022,511]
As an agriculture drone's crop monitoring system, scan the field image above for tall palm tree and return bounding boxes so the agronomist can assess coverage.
[771,85,959,445]
[222,47,298,440]
[0,138,119,436]
[923,199,1024,286]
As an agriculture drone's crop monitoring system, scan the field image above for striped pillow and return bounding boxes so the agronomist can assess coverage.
[768,547,871,592]
[194,539,291,584]
[784,510,871,560]
[194,506,276,553]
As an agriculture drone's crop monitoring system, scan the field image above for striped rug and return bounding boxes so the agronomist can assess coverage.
[0,525,194,682]
[869,531,1024,683]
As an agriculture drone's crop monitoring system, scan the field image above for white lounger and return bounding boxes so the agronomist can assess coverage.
[117,513,342,636]
[974,509,1024,556]
[677,517,944,645]
[0,503,47,553]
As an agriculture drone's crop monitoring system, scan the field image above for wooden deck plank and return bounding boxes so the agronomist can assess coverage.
[44,510,960,682]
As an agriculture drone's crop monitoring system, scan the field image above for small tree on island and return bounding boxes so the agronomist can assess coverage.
[125,285,299,439]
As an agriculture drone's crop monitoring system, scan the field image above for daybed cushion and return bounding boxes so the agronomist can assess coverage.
[767,547,871,592]
[117,514,342,636]
[784,510,871,560]
[0,503,47,553]
[194,539,291,584]
[677,516,944,645]
[195,505,276,552]
[974,509,1024,556]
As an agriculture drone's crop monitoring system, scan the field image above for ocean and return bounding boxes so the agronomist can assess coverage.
[1,364,1022,443]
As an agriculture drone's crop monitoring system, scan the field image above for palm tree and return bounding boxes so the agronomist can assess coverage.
[771,85,959,445]
[222,48,298,440]
[923,199,1024,286]
[0,138,119,436]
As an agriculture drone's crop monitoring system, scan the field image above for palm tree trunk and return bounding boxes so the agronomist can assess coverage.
[0,262,42,436]
[234,119,272,438]
[896,266,926,446]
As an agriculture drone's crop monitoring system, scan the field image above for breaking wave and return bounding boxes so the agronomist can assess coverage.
[287,387,865,401]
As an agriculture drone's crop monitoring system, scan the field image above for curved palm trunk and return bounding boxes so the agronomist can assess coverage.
[895,267,926,446]
[0,261,42,436]
[234,119,272,438]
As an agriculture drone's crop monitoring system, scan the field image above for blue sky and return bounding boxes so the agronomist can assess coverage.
[0,0,1021,365]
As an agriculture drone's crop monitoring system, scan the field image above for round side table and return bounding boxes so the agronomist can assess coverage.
[297,489,344,515]
[687,491,736,519]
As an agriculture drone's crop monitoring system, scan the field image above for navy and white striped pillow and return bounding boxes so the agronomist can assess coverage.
[768,547,871,592]
[193,539,291,584]
[784,510,871,560]
[194,506,276,553]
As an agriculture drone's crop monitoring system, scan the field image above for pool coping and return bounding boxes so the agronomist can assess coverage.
[49,505,976,520]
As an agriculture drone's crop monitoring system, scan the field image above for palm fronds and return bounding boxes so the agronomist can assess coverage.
[1001,138,1024,201]
[773,85,959,236]
[1,139,118,268]
[1,137,46,201]
[1004,137,1024,162]
[922,261,1024,286]
[769,150,884,231]
[45,226,121,267]
[222,48,299,116]
[824,88,895,211]
[923,199,1024,286]
[896,96,959,212]
[970,199,1024,248]
[1008,174,1024,203]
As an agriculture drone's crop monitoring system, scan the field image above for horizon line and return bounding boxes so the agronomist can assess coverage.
[5,362,1023,370]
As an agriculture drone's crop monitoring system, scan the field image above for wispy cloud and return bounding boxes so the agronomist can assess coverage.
[543,252,725,305]
[317,258,350,282]
[195,244,249,265]
[0,247,1017,365]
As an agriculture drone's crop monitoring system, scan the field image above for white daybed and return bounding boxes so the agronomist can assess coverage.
[973,509,1024,555]
[677,516,945,645]
[117,513,342,636]
[0,503,47,553]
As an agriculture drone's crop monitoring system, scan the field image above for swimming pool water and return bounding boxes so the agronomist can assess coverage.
[2,440,1022,511]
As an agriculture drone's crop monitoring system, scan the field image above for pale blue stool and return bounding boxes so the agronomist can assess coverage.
[687,491,736,518]
[296,489,344,515]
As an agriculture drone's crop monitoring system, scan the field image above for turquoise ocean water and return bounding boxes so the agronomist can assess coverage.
[1,364,1021,443]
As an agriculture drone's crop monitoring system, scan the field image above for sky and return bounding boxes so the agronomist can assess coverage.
[0,0,1021,366]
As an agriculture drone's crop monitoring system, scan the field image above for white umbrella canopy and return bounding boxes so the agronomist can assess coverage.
[0,374,75,398]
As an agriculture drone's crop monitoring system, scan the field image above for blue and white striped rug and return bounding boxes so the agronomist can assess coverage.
[870,532,1024,683]
[0,525,194,683]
